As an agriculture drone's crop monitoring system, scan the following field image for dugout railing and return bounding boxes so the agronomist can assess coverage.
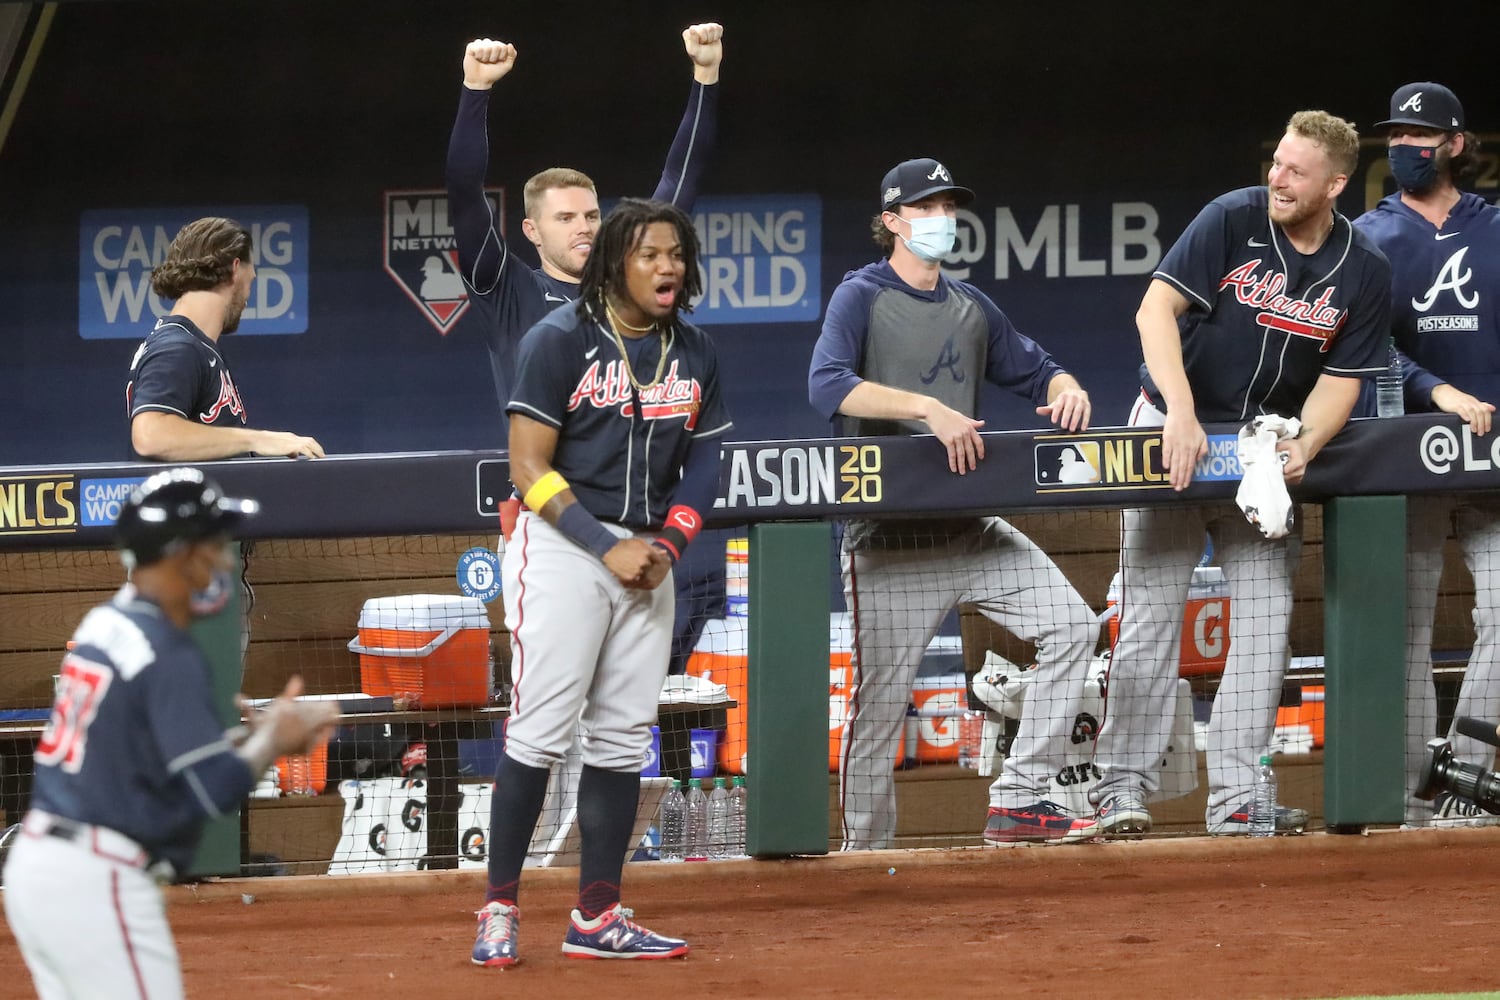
[0,413,1489,867]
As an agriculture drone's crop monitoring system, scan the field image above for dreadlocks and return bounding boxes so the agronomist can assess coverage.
[576,198,702,322]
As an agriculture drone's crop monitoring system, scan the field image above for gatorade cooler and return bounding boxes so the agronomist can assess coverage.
[1107,567,1230,677]
[910,674,970,763]
[349,595,492,707]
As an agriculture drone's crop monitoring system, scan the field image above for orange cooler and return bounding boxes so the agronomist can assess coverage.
[349,595,492,708]
[1107,567,1231,677]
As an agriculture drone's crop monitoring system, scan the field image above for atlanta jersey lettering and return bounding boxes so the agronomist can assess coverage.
[29,587,257,873]
[507,303,731,528]
[1354,190,1500,406]
[1144,186,1390,422]
[126,316,246,459]
[446,81,718,412]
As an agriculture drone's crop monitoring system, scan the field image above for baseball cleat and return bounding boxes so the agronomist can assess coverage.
[561,904,689,960]
[1208,802,1310,836]
[472,901,520,967]
[1094,793,1153,838]
[984,801,1099,844]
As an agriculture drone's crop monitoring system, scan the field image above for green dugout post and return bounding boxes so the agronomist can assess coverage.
[746,522,831,856]
[187,543,245,876]
[1322,497,1406,829]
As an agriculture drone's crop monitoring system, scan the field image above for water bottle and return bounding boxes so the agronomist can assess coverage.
[1376,340,1404,417]
[729,775,748,857]
[658,779,686,863]
[707,777,731,860]
[1250,753,1277,838]
[685,778,709,861]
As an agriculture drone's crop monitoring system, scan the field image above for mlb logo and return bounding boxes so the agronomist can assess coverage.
[383,187,503,335]
[1034,441,1102,485]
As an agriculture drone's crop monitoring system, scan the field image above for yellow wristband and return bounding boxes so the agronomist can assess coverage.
[523,471,570,512]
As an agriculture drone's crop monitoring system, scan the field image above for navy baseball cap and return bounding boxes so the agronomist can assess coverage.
[1376,82,1465,131]
[879,158,975,211]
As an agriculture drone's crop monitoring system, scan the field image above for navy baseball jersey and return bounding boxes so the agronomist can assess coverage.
[1145,186,1391,421]
[126,315,246,459]
[1354,191,1500,406]
[447,81,717,411]
[506,303,732,529]
[30,586,256,872]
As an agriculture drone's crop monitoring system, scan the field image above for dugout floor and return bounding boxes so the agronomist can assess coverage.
[3,827,1494,999]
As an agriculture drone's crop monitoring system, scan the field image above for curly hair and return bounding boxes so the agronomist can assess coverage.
[576,198,702,319]
[149,217,253,299]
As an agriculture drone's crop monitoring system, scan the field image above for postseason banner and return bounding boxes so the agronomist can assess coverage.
[78,205,311,339]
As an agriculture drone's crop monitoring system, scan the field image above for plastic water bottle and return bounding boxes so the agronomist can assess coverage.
[728,775,748,857]
[707,777,731,860]
[658,779,686,863]
[1250,753,1277,838]
[1376,340,1404,417]
[685,778,709,861]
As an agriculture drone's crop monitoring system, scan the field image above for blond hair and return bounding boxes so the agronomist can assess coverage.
[1286,110,1360,178]
[523,167,597,218]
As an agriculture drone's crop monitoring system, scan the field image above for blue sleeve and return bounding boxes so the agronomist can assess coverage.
[650,82,717,210]
[808,279,876,420]
[144,647,254,818]
[129,339,206,419]
[505,316,579,428]
[688,333,732,441]
[967,283,1066,407]
[669,433,723,518]
[1325,250,1392,378]
[446,86,511,297]
[1153,199,1231,313]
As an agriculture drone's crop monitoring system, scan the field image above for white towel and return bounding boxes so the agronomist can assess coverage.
[1235,415,1301,539]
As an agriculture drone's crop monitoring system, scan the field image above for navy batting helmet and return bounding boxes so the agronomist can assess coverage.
[115,468,259,568]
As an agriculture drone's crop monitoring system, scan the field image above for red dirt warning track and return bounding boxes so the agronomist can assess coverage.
[3,827,1496,999]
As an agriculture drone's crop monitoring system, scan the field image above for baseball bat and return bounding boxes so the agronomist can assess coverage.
[1454,716,1500,749]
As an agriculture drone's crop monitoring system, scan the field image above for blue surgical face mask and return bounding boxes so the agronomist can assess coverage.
[896,213,957,263]
[1388,139,1448,194]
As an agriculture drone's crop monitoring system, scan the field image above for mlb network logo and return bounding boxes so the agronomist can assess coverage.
[384,188,502,335]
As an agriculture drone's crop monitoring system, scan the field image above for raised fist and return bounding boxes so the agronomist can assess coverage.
[463,38,518,90]
[682,22,723,77]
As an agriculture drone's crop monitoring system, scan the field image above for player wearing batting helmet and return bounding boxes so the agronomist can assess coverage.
[1092,111,1389,837]
[2,469,338,1000]
[469,199,730,965]
[1353,82,1500,827]
[809,158,1103,848]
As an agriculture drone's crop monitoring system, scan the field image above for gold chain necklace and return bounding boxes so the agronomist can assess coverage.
[602,299,668,392]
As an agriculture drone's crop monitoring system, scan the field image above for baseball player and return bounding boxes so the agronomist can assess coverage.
[1092,111,1390,836]
[808,158,1103,849]
[1353,82,1500,827]
[127,217,324,461]
[446,24,722,416]
[470,199,730,965]
[2,468,338,1000]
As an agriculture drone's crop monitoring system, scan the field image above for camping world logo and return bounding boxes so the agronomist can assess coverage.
[383,187,503,334]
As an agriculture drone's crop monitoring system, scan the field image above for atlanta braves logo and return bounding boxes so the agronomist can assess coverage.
[927,163,952,182]
[1399,92,1423,112]
[920,336,965,384]
[199,370,246,423]
[568,360,702,425]
[1413,247,1479,312]
[1218,261,1345,351]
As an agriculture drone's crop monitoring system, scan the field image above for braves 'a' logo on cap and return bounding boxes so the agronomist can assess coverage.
[927,163,952,182]
[1399,92,1423,112]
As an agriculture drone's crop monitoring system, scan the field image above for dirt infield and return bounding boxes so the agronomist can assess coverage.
[3,827,1498,999]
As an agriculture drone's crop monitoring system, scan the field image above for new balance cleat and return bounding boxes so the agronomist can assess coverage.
[1094,793,1153,837]
[984,801,1099,844]
[1208,802,1310,836]
[1432,791,1500,828]
[472,901,520,967]
[561,904,689,960]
